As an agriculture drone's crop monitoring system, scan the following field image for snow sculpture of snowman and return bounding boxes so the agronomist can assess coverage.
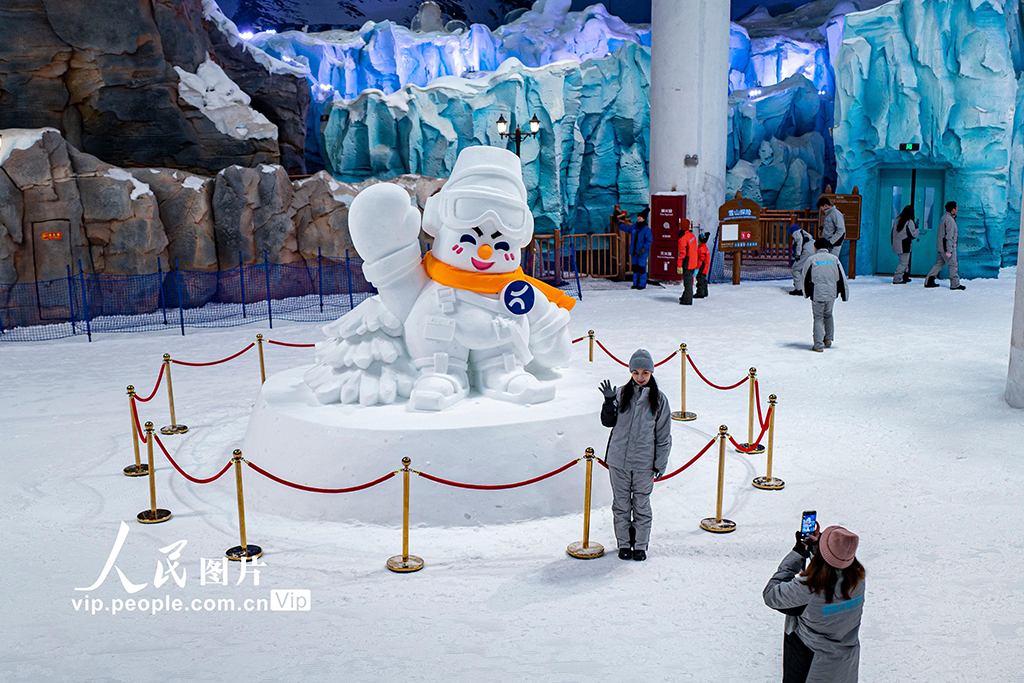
[304,146,575,410]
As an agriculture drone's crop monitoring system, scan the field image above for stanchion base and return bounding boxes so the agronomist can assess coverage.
[671,411,697,422]
[700,517,736,533]
[566,541,605,559]
[160,424,189,435]
[137,509,172,524]
[752,476,785,490]
[226,544,264,561]
[123,463,149,477]
[736,442,765,455]
[386,555,424,573]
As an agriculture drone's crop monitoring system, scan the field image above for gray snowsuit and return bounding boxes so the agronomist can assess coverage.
[600,383,672,550]
[791,228,815,290]
[926,211,960,287]
[820,206,846,258]
[803,249,849,349]
[763,551,865,683]
[890,218,919,283]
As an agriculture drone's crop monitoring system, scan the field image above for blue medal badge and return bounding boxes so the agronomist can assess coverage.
[501,280,535,315]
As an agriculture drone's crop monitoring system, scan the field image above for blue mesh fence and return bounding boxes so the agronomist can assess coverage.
[1,247,580,343]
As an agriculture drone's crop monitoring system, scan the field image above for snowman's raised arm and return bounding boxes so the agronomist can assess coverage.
[349,182,428,323]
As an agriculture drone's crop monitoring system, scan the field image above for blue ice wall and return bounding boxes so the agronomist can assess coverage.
[834,0,1021,278]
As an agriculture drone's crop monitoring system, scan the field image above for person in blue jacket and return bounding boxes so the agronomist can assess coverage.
[620,207,653,289]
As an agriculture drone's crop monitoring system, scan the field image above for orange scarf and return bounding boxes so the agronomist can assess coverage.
[423,252,576,311]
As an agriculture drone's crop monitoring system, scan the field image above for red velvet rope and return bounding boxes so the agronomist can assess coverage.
[131,397,147,444]
[653,350,679,367]
[593,338,629,367]
[656,435,719,481]
[267,340,316,348]
[729,407,774,453]
[415,458,580,490]
[686,355,750,391]
[571,336,585,344]
[170,343,255,367]
[245,460,396,493]
[133,364,165,403]
[755,380,766,427]
[153,433,233,484]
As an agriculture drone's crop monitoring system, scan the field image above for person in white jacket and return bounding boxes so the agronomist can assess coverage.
[803,239,849,352]
[788,224,815,295]
[890,205,919,284]
[925,201,966,290]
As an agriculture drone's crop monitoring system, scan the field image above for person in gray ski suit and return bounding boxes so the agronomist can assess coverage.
[925,201,966,290]
[891,205,919,284]
[803,238,849,352]
[763,525,865,683]
[788,224,815,295]
[817,197,846,258]
[598,349,672,562]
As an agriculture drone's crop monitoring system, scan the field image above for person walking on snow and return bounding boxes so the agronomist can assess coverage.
[804,238,849,352]
[620,207,653,289]
[598,349,672,561]
[695,232,711,298]
[890,205,919,284]
[763,525,865,683]
[788,223,815,296]
[677,219,698,305]
[817,197,846,258]
[925,201,966,290]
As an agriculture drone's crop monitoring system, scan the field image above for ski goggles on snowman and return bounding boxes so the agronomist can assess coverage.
[436,190,532,240]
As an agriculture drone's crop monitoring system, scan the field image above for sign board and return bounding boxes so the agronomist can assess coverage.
[40,231,63,241]
[717,192,761,252]
[898,143,920,151]
[818,190,862,241]
[651,193,686,242]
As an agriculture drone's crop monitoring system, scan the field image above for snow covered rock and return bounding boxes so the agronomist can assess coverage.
[131,169,218,273]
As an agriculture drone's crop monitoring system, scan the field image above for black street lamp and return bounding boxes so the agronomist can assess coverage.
[496,114,541,157]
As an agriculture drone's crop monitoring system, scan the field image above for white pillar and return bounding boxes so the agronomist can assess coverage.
[1006,195,1024,407]
[649,0,730,236]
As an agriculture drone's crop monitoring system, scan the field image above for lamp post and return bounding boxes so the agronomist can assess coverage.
[496,114,540,157]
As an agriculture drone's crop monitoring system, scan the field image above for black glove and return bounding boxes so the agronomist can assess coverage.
[653,468,661,479]
[793,531,812,559]
[599,380,616,400]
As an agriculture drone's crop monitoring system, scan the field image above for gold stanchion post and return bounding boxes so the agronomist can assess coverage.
[588,330,594,362]
[226,449,263,560]
[387,457,424,573]
[567,447,605,559]
[736,368,765,454]
[753,395,785,490]
[160,353,188,435]
[700,426,736,533]
[123,386,148,476]
[672,343,696,421]
[137,422,172,524]
[256,334,267,384]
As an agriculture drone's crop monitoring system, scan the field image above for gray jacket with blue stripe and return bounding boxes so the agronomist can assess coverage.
[763,550,864,683]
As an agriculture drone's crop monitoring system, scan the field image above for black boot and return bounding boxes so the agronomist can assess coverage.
[632,549,647,561]
[618,548,633,560]
[789,289,803,296]
[924,276,939,288]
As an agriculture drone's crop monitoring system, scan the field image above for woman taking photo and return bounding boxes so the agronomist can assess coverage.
[763,525,865,682]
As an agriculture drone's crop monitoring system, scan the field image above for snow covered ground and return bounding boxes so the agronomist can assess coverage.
[2,272,1023,681]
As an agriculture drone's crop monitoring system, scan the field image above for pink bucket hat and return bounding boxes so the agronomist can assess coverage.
[819,526,859,569]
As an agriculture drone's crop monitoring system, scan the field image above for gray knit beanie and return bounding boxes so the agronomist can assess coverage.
[629,349,654,372]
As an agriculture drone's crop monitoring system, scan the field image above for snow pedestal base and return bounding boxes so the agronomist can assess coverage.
[241,365,611,527]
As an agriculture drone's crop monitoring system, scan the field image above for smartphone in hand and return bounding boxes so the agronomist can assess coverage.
[800,510,817,539]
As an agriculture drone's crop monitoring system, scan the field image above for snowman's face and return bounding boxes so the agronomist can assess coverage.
[433,219,522,273]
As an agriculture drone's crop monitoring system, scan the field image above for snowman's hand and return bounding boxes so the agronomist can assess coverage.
[348,183,422,264]
[304,354,416,406]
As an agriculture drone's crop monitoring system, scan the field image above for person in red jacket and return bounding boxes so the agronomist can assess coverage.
[695,232,710,298]
[676,220,698,305]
